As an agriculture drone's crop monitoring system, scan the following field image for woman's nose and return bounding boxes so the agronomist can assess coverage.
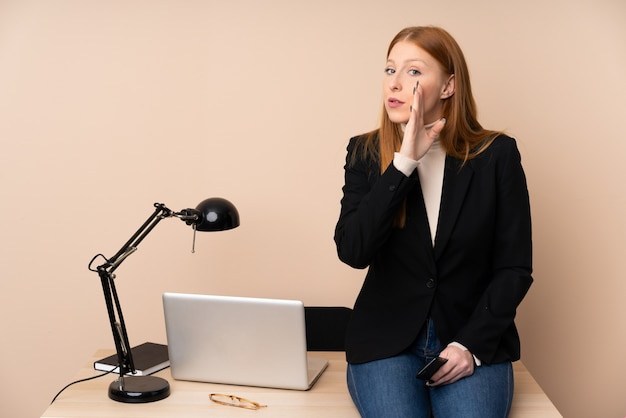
[388,74,402,91]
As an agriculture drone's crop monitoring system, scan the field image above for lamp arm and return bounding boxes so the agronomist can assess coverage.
[105,203,172,273]
[92,203,178,378]
[97,268,134,376]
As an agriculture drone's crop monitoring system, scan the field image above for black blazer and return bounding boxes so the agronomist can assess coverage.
[334,133,533,365]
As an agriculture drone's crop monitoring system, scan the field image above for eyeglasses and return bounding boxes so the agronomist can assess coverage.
[209,393,267,410]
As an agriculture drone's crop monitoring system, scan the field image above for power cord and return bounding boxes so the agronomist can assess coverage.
[51,366,118,404]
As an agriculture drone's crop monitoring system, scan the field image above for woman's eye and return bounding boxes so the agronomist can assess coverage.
[384,67,395,75]
[409,69,421,76]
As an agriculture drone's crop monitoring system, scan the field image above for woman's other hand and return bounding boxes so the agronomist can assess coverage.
[427,344,475,386]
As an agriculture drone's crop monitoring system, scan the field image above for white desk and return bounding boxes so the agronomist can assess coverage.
[41,350,561,417]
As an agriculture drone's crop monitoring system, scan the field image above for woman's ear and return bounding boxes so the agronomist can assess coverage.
[441,74,455,99]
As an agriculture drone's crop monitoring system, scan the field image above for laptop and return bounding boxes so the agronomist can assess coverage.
[162,292,328,390]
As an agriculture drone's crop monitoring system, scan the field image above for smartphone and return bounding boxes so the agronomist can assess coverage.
[415,357,448,380]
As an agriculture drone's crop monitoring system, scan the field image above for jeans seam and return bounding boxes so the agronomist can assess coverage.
[503,364,514,417]
[347,366,365,416]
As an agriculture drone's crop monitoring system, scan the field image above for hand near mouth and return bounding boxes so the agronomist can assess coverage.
[399,81,446,161]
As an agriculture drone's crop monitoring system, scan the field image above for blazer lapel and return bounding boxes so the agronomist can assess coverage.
[434,156,474,260]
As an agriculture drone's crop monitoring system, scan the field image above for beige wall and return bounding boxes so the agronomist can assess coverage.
[1,1,624,417]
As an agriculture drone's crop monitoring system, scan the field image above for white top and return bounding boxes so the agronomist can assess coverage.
[393,137,445,245]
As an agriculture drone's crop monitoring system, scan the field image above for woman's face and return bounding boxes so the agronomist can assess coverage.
[383,40,454,125]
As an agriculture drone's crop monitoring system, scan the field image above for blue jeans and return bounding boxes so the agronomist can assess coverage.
[347,319,513,418]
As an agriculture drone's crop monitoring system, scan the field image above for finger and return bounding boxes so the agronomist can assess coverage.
[414,81,421,118]
[427,365,462,386]
[425,358,454,386]
[409,80,419,113]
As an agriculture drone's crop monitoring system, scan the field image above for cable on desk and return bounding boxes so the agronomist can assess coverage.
[51,366,117,404]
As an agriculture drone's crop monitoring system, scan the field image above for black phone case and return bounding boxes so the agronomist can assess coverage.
[415,357,448,380]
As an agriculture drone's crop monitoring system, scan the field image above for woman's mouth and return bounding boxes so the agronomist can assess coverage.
[387,98,405,109]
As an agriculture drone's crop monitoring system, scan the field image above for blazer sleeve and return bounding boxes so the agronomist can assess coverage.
[334,136,418,269]
[454,138,533,364]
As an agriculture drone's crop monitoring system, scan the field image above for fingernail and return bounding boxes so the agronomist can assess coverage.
[441,117,447,124]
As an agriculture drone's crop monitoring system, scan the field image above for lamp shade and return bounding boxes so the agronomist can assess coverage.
[194,198,240,231]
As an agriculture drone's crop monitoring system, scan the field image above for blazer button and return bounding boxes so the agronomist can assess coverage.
[388,185,396,192]
[426,278,435,289]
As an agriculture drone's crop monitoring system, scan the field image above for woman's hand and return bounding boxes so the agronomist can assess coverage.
[399,81,446,161]
[427,345,475,386]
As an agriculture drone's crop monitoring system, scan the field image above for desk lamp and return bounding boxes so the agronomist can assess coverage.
[88,198,240,403]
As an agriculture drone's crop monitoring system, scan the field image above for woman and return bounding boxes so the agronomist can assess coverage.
[334,26,533,417]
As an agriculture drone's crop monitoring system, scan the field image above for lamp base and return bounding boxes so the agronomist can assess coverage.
[108,375,170,403]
